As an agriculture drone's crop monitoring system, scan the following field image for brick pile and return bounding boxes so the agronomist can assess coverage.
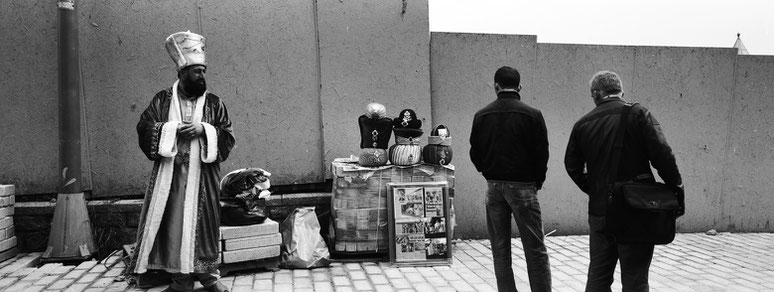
[0,185,17,263]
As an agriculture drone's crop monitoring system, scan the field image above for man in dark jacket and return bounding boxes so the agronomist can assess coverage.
[564,71,684,292]
[470,66,551,292]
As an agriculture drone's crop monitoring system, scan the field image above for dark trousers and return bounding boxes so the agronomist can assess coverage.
[169,271,220,291]
[586,215,654,292]
[485,180,552,292]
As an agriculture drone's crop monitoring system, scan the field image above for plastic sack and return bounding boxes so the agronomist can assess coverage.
[219,168,272,226]
[279,207,331,269]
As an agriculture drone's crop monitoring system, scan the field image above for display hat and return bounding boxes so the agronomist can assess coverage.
[165,31,206,71]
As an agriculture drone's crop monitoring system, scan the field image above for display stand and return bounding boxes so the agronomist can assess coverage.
[330,158,454,256]
[387,181,452,266]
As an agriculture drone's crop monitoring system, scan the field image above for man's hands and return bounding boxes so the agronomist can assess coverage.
[673,184,685,217]
[177,122,204,140]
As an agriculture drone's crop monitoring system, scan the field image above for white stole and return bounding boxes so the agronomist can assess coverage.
[135,80,218,274]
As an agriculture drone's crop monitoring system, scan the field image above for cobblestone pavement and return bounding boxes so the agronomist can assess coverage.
[0,233,772,291]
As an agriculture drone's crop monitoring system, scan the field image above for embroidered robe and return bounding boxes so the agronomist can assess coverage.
[132,81,235,274]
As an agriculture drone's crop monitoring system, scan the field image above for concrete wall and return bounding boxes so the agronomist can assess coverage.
[431,32,774,238]
[722,55,774,231]
[0,0,429,196]
[318,0,431,176]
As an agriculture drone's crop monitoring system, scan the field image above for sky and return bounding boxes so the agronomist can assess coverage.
[428,0,774,55]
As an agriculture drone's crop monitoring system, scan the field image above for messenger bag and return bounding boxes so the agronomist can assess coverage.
[606,103,680,245]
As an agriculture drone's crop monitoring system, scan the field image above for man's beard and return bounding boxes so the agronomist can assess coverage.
[182,78,207,97]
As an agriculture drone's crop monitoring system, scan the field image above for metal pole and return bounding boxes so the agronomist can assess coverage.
[43,0,95,263]
[58,0,81,193]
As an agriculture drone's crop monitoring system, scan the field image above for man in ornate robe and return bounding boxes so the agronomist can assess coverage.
[131,31,235,292]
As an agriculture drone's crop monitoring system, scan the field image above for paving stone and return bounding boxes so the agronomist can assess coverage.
[75,260,98,270]
[314,281,334,292]
[332,275,351,286]
[63,268,89,279]
[334,286,356,292]
[388,277,412,289]
[312,271,330,281]
[293,277,313,288]
[33,274,59,286]
[76,273,100,283]
[292,268,311,277]
[49,278,76,290]
[231,286,253,292]
[274,283,293,291]
[273,272,292,284]
[90,277,115,288]
[65,283,90,292]
[352,279,374,291]
[369,274,389,285]
[349,270,367,280]
[233,274,253,286]
[0,276,18,289]
[374,284,395,292]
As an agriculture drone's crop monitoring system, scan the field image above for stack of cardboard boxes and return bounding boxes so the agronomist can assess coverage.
[219,218,282,275]
[0,185,17,262]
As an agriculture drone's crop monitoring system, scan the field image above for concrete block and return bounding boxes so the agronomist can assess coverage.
[0,217,12,229]
[0,247,19,265]
[220,219,279,240]
[221,245,280,264]
[0,207,12,218]
[222,233,282,251]
[0,185,14,197]
[0,236,17,252]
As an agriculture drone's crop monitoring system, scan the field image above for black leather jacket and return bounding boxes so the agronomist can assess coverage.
[470,92,549,186]
[564,97,682,216]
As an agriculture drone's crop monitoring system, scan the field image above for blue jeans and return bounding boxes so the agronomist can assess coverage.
[586,215,654,292]
[485,180,551,292]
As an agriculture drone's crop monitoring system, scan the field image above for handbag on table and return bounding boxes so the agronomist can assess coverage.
[606,103,681,245]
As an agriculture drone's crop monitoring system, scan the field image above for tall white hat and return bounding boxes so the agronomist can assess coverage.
[165,31,206,71]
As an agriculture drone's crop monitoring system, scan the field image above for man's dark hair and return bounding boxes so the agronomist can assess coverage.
[494,66,520,89]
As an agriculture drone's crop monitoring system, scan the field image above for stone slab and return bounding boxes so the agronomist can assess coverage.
[222,233,282,251]
[220,219,279,240]
[221,245,280,264]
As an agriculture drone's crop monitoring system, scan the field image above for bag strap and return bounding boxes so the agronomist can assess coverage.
[609,102,636,185]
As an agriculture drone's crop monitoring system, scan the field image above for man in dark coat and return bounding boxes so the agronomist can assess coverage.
[564,71,684,292]
[132,31,235,292]
[470,66,552,292]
